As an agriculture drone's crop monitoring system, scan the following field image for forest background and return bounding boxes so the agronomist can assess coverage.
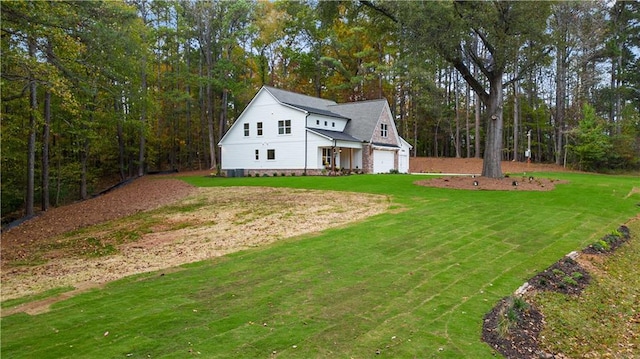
[2,0,639,223]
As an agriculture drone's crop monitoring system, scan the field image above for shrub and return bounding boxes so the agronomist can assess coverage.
[262,173,269,177]
[571,272,583,280]
[496,296,529,339]
[562,275,578,287]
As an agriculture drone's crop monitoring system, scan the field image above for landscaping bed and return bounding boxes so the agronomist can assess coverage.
[482,225,635,359]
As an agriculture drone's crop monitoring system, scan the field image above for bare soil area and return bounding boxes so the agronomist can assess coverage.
[415,176,567,191]
[409,157,570,175]
[0,159,569,314]
[411,157,570,191]
[1,173,388,315]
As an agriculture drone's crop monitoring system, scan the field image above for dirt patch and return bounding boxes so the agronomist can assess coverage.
[415,176,567,191]
[409,157,570,175]
[1,175,198,262]
[1,177,388,314]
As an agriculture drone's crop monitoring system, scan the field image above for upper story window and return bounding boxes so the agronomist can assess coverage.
[332,122,335,128]
[316,120,320,125]
[278,120,291,135]
[380,123,388,138]
[257,122,263,136]
[244,123,250,137]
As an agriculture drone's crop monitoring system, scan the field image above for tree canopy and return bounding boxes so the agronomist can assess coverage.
[2,0,639,221]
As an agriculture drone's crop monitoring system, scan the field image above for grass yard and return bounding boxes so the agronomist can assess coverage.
[1,172,639,358]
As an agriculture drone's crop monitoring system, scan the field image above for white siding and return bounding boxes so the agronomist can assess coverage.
[220,89,309,170]
[398,139,411,173]
[306,114,348,131]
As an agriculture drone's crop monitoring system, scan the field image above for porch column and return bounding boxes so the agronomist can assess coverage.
[350,148,353,172]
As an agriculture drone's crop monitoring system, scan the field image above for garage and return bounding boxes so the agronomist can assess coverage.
[373,149,396,173]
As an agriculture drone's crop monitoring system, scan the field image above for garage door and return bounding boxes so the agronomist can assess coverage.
[373,149,395,173]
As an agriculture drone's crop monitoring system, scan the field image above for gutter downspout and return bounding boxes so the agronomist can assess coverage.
[304,113,309,175]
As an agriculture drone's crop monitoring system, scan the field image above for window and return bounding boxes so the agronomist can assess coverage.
[244,123,250,136]
[332,122,335,128]
[278,120,291,134]
[257,122,263,136]
[267,149,275,160]
[322,148,332,167]
[380,123,388,137]
[324,121,328,126]
[255,149,259,160]
[316,120,320,125]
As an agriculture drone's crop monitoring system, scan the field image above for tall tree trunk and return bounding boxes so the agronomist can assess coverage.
[555,42,566,165]
[42,90,51,211]
[466,81,471,158]
[186,40,193,169]
[512,81,519,162]
[80,138,88,200]
[116,98,126,181]
[26,38,37,217]
[454,72,461,158]
[474,64,481,159]
[139,60,147,177]
[207,80,217,171]
[482,73,504,178]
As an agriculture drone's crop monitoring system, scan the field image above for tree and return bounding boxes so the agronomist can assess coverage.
[568,103,612,171]
[365,0,551,177]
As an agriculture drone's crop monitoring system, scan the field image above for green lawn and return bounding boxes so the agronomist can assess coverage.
[2,173,638,358]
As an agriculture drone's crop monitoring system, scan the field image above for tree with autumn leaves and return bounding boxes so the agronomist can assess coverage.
[2,0,639,222]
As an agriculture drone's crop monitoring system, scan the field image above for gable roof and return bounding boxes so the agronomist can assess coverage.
[287,103,350,120]
[225,86,400,145]
[263,86,342,116]
[331,100,387,142]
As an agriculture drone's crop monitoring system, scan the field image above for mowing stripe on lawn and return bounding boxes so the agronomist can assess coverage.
[1,173,638,358]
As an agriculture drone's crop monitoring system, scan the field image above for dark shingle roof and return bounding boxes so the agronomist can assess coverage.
[330,100,387,141]
[307,128,362,142]
[284,103,350,120]
[264,86,337,110]
[263,86,389,142]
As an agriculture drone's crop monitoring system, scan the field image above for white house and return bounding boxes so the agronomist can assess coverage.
[218,86,412,176]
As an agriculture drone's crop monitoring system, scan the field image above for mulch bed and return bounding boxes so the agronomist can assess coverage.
[415,176,566,191]
[482,297,545,359]
[481,225,632,359]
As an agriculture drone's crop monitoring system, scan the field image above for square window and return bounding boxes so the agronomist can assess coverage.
[257,122,263,136]
[255,149,259,160]
[244,123,250,136]
[278,120,291,135]
[267,149,275,160]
